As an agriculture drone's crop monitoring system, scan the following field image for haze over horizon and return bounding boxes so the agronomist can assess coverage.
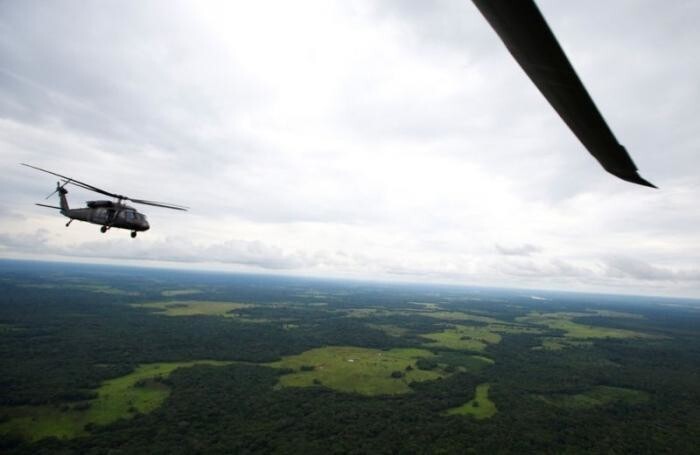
[1,1,699,298]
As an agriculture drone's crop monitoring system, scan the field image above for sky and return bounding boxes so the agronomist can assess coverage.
[0,0,699,298]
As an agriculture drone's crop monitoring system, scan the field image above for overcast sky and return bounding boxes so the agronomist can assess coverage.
[1,0,699,298]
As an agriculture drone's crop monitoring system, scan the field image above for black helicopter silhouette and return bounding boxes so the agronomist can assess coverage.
[22,163,187,238]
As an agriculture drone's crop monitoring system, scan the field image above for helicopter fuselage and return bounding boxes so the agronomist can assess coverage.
[55,187,149,235]
[63,202,150,232]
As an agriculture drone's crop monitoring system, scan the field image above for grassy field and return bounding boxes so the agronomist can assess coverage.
[341,308,396,318]
[590,310,644,319]
[417,311,504,324]
[133,300,253,317]
[516,312,652,349]
[267,346,446,395]
[161,289,202,297]
[540,386,649,409]
[340,308,506,326]
[0,361,230,441]
[422,325,502,351]
[433,351,495,372]
[445,383,497,419]
[407,302,441,309]
[19,283,138,295]
[534,338,593,351]
[488,324,543,335]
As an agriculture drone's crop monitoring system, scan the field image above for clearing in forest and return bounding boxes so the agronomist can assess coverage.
[267,346,447,395]
[421,325,502,351]
[0,361,230,441]
[133,300,253,317]
[19,282,137,295]
[160,289,202,297]
[517,312,650,339]
[517,312,654,349]
[417,311,503,324]
[445,383,497,419]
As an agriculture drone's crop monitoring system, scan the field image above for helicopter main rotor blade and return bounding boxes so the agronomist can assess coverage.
[471,0,656,188]
[22,163,188,211]
[60,178,122,199]
[21,163,122,199]
[128,198,189,211]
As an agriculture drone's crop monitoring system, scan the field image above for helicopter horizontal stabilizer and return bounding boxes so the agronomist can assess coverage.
[35,203,62,210]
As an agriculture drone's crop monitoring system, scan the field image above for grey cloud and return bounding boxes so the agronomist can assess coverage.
[0,229,50,252]
[604,257,700,282]
[200,240,316,270]
[0,205,27,222]
[495,243,542,257]
[498,258,593,279]
[0,230,325,271]
[0,1,269,172]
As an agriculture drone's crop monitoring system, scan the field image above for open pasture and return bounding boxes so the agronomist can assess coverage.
[267,346,446,395]
[445,383,497,419]
[161,289,203,297]
[421,325,502,352]
[133,300,253,317]
[517,312,653,349]
[0,361,230,441]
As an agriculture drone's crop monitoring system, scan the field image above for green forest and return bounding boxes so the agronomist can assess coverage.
[1,259,699,454]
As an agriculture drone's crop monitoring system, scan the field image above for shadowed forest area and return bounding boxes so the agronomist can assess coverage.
[1,259,700,453]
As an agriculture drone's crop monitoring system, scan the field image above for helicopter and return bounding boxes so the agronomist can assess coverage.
[22,163,188,238]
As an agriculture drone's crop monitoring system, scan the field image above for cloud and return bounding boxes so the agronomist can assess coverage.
[1,1,700,297]
[603,257,700,283]
[497,257,593,280]
[0,229,51,253]
[495,243,542,256]
[0,232,318,271]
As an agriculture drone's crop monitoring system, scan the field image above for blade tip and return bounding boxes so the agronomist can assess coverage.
[611,170,657,189]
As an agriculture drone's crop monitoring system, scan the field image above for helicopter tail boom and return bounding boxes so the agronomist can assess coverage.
[55,182,70,213]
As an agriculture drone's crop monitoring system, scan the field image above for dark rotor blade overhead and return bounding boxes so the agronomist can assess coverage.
[471,0,656,188]
[21,163,188,211]
[129,199,189,211]
[21,163,121,198]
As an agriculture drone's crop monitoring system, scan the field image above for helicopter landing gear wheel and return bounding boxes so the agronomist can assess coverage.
[131,231,137,238]
[100,226,107,233]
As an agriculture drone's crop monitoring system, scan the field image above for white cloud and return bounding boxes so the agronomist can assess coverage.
[1,1,699,297]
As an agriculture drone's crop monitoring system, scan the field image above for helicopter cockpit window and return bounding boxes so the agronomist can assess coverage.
[126,211,136,221]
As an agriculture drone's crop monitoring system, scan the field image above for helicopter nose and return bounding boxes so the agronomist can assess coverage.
[142,220,150,231]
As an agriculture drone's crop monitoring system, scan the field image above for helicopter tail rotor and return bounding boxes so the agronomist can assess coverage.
[45,181,69,200]
[45,182,60,199]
